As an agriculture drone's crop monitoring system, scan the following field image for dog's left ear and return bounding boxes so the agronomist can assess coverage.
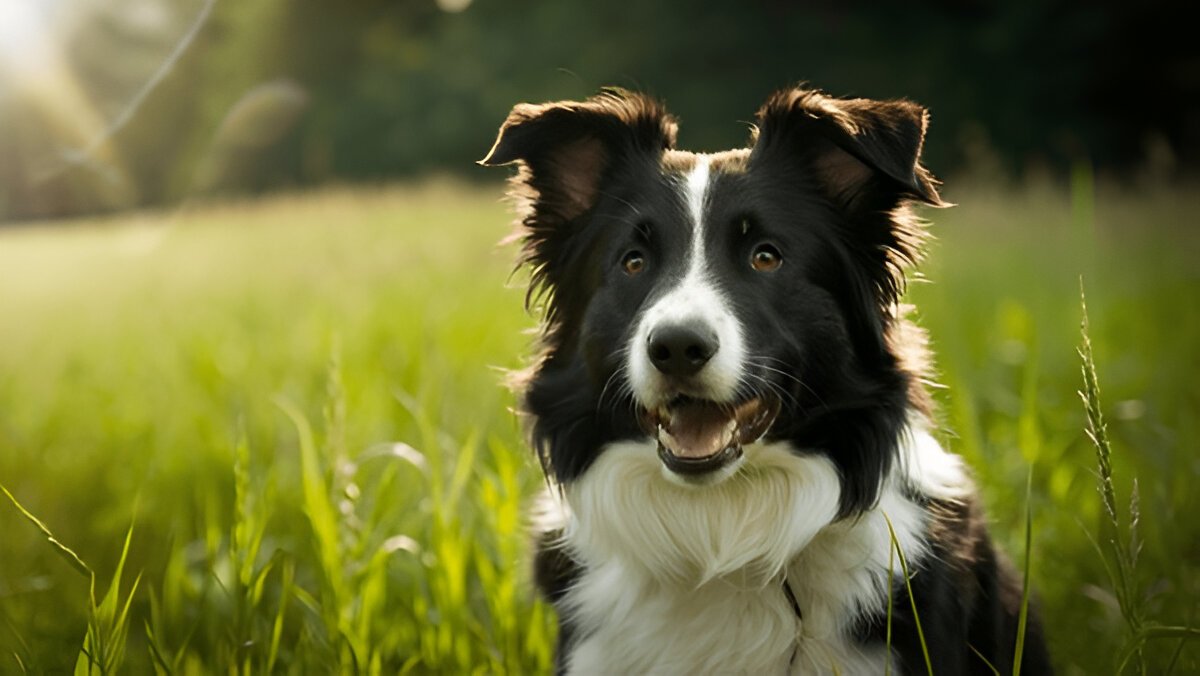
[751,87,945,208]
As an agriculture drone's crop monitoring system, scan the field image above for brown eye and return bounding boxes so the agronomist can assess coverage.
[750,244,782,272]
[622,250,646,276]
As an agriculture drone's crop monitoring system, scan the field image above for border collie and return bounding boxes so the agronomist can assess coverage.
[481,86,1052,674]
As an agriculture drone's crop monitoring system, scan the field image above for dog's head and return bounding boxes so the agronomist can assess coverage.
[483,86,942,517]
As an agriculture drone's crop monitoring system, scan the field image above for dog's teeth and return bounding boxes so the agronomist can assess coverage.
[658,427,678,448]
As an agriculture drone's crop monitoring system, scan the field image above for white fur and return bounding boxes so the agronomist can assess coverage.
[897,424,971,500]
[568,441,841,584]
[628,155,746,407]
[542,421,969,675]
[684,155,711,239]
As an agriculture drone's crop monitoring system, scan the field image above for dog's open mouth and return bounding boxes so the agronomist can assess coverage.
[641,396,779,477]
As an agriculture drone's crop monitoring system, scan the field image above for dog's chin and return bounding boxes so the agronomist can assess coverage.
[638,396,780,485]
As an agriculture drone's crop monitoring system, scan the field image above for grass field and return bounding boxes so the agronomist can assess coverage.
[0,179,1196,674]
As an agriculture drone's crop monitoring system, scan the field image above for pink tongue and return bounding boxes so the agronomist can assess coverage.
[661,401,734,459]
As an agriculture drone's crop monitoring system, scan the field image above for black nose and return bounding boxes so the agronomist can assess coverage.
[648,325,719,377]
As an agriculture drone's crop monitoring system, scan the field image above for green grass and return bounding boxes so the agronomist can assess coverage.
[0,178,1196,673]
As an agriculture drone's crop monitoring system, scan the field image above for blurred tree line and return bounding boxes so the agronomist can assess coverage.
[1,0,1195,222]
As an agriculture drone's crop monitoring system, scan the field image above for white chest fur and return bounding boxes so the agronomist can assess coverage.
[541,426,967,675]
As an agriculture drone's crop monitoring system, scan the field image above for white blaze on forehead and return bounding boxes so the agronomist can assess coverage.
[684,155,711,241]
[626,154,746,406]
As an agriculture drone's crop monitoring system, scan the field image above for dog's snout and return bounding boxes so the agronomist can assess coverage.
[647,325,719,378]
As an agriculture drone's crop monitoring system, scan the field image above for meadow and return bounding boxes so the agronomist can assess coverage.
[0,179,1195,674]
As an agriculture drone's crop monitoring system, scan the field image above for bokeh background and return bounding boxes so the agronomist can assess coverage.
[1,1,1196,673]
[2,0,1197,220]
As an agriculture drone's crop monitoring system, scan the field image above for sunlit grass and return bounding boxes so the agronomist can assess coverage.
[0,179,1195,672]
[883,513,932,676]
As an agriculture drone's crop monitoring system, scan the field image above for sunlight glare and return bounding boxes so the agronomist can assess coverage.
[0,1,54,81]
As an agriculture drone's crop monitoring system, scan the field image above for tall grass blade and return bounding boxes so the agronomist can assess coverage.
[1078,281,1135,649]
[1013,466,1034,675]
[0,482,93,579]
[1074,280,1195,674]
[76,522,141,675]
[883,512,932,676]
[1078,282,1120,541]
[1128,478,1142,570]
[885,528,895,676]
[276,396,344,599]
[1164,636,1186,675]
[1,605,35,674]
[970,645,1001,676]
[1116,626,1200,673]
[266,557,294,673]
[144,618,172,676]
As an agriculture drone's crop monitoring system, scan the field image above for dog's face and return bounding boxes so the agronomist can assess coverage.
[483,87,942,515]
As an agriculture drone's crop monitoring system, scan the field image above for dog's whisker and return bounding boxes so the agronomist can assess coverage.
[740,370,800,411]
[745,357,825,407]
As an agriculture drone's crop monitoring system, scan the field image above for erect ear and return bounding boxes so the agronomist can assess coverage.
[750,87,944,207]
[480,89,677,223]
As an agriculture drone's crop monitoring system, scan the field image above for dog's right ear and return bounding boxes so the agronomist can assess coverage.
[750,87,944,209]
[480,89,677,223]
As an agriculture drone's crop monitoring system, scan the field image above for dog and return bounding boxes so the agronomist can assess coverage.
[481,86,1052,674]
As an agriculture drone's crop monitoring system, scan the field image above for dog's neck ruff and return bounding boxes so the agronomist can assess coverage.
[538,421,969,675]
